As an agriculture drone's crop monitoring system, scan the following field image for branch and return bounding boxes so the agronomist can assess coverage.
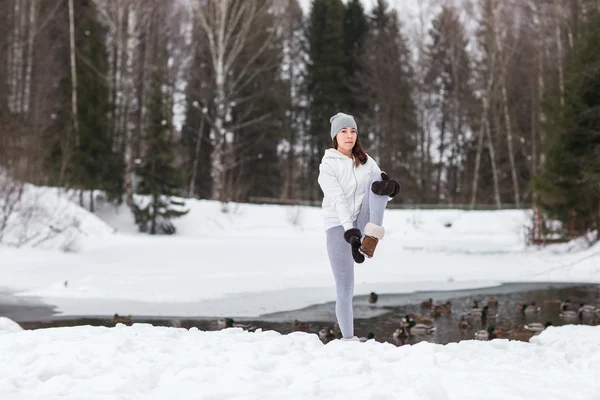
[223,2,257,74]
[227,112,273,132]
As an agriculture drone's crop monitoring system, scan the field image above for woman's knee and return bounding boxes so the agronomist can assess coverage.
[370,170,382,183]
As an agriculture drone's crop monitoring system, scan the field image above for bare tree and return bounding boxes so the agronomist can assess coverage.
[490,1,520,207]
[194,0,278,204]
[274,0,304,201]
[67,0,78,138]
[469,0,502,208]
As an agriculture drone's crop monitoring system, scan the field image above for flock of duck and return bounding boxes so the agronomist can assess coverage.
[393,295,600,343]
[213,292,600,345]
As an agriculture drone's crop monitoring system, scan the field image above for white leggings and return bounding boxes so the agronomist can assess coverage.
[325,170,387,338]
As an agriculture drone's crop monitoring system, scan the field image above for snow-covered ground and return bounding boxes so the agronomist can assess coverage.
[0,321,599,399]
[1,185,599,318]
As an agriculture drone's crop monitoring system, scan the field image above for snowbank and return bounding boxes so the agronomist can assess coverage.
[0,324,598,399]
[0,178,114,251]
[0,317,23,334]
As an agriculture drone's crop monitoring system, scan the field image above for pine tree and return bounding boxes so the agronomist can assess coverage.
[342,0,369,119]
[305,0,346,200]
[363,0,419,198]
[534,11,600,237]
[230,6,284,202]
[424,6,476,203]
[134,63,188,235]
[71,0,123,209]
[181,17,214,199]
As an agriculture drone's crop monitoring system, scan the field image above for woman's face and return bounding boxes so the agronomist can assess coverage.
[335,127,357,154]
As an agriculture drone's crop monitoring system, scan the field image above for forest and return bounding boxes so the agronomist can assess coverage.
[1,0,599,237]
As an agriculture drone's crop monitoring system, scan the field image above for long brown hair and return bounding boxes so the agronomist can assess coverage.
[333,136,368,167]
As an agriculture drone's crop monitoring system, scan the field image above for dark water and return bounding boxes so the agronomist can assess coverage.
[0,291,57,321]
[6,282,600,345]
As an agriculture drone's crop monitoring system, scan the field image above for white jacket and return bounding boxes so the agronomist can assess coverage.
[317,148,381,231]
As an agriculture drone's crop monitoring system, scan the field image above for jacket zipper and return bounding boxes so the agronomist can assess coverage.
[352,160,358,221]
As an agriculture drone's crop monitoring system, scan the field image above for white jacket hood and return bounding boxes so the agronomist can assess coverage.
[317,148,381,231]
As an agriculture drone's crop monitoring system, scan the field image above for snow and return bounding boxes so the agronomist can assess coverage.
[0,322,598,399]
[1,183,599,318]
[0,317,23,334]
[0,178,115,251]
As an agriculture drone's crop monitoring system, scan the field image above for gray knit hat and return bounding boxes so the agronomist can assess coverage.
[329,112,357,140]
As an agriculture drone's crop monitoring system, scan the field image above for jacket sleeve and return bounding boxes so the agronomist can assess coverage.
[368,155,382,174]
[318,161,354,231]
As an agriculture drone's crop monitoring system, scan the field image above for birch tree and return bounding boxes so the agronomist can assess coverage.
[194,0,278,205]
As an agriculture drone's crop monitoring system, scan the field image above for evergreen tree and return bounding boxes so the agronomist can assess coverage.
[342,0,369,120]
[424,6,476,203]
[305,0,346,200]
[534,11,600,237]
[71,0,123,209]
[231,6,284,202]
[363,0,419,197]
[134,63,188,235]
[181,18,214,199]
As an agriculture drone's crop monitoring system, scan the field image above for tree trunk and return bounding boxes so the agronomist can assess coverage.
[493,15,520,207]
[536,2,547,171]
[435,105,447,201]
[530,90,537,179]
[10,0,21,112]
[470,103,487,208]
[470,25,497,209]
[485,115,502,208]
[68,0,79,144]
[23,0,35,113]
[188,117,205,197]
[555,0,565,108]
[89,189,94,213]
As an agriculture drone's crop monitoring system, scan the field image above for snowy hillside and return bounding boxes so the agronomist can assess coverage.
[1,180,599,318]
[0,322,599,399]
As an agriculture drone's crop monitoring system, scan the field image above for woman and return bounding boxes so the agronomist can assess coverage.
[317,112,400,340]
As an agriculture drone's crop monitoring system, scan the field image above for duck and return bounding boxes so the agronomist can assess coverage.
[408,323,436,335]
[432,301,452,317]
[543,299,562,310]
[474,326,497,340]
[559,310,579,320]
[393,327,409,341]
[318,328,336,343]
[113,313,133,325]
[560,299,572,312]
[368,292,379,305]
[359,332,375,342]
[291,319,310,332]
[487,296,498,308]
[524,321,552,333]
[458,315,472,330]
[520,303,541,314]
[501,327,535,342]
[410,314,433,325]
[421,298,433,308]
[217,317,257,332]
[469,304,485,317]
[578,303,596,314]
[402,314,416,327]
[217,317,234,329]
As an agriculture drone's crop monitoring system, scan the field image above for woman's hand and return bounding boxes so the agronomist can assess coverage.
[371,172,401,198]
[343,228,365,264]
